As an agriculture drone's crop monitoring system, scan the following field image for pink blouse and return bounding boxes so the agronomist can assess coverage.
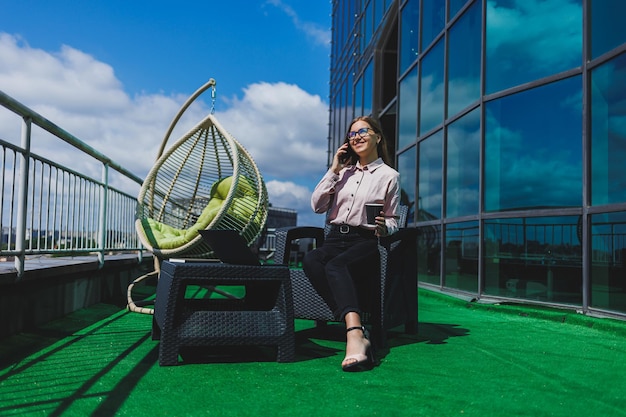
[311,158,400,234]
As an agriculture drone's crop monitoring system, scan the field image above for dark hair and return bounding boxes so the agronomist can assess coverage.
[345,116,391,165]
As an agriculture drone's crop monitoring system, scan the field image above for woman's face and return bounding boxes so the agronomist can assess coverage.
[347,120,379,160]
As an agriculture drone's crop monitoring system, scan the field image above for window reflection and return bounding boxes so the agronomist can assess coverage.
[486,0,582,94]
[418,131,443,220]
[591,211,626,313]
[591,52,626,205]
[331,100,341,159]
[400,0,419,75]
[355,75,364,117]
[363,61,373,116]
[445,221,479,293]
[330,82,351,165]
[374,0,385,29]
[398,67,418,150]
[590,0,626,59]
[329,0,626,316]
[446,108,480,218]
[449,0,469,21]
[484,76,582,212]
[419,38,445,135]
[361,2,371,52]
[398,147,417,224]
[447,0,481,117]
[421,0,446,51]
[484,216,582,303]
[418,224,442,285]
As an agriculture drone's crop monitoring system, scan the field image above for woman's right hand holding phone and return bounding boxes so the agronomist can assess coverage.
[332,142,351,174]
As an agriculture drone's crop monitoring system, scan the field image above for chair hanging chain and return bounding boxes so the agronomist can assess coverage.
[210,84,217,114]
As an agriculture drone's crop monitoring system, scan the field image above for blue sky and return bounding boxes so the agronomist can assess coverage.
[0,0,332,227]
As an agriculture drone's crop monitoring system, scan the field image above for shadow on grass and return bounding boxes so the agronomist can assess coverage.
[0,309,155,417]
[176,327,344,365]
[0,303,124,370]
[178,321,471,365]
[402,322,471,344]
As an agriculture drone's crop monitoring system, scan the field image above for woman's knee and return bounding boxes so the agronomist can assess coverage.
[325,255,351,276]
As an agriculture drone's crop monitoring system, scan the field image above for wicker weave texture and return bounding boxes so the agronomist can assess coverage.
[136,114,268,259]
[154,261,294,365]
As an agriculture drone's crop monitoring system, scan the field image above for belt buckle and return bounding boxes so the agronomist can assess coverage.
[339,224,350,234]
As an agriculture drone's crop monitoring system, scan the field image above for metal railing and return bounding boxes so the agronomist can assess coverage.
[0,90,144,277]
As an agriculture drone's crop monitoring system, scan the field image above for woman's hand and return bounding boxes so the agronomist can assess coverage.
[374,211,388,237]
[331,142,350,174]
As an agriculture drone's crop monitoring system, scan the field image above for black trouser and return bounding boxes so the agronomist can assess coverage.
[302,227,378,321]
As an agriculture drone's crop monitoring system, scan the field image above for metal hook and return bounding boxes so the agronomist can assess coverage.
[210,84,217,114]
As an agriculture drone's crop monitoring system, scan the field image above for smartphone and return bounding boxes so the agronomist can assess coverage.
[339,138,357,164]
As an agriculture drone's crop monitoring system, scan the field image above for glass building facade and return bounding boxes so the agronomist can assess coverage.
[329,0,626,317]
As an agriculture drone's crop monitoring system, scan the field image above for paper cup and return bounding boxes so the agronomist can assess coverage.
[365,203,384,225]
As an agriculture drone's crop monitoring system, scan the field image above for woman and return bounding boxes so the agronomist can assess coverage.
[303,115,400,371]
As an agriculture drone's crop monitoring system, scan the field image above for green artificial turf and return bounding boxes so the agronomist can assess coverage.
[2,289,626,416]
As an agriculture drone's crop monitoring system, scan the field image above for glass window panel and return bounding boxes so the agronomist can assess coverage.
[447,1,481,117]
[418,130,443,220]
[446,108,480,218]
[367,0,374,40]
[340,79,350,142]
[485,0,582,94]
[419,38,445,135]
[591,52,626,205]
[338,1,351,58]
[355,75,364,117]
[445,221,479,293]
[384,0,392,13]
[449,0,468,21]
[332,90,342,148]
[399,0,420,75]
[343,80,349,134]
[418,224,442,285]
[363,60,374,116]
[398,146,417,224]
[346,59,354,119]
[360,3,370,51]
[374,0,385,30]
[590,0,626,59]
[484,216,582,304]
[591,211,626,313]
[484,77,582,212]
[398,67,418,149]
[421,0,446,50]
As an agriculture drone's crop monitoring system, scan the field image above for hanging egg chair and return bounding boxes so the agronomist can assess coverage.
[128,79,269,314]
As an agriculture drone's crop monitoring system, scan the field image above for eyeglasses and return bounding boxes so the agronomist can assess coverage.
[347,127,373,142]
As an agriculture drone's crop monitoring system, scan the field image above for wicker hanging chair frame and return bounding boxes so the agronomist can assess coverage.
[128,79,268,314]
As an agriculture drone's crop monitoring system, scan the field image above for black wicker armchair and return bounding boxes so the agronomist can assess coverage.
[274,205,418,348]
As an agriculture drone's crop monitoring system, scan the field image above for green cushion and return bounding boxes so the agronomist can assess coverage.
[140,175,260,250]
[141,218,188,249]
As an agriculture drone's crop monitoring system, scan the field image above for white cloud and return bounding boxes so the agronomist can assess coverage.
[486,0,581,72]
[266,179,311,212]
[0,32,328,227]
[264,0,331,47]
[0,33,128,112]
[218,82,328,181]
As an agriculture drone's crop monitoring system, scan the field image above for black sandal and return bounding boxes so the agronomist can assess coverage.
[341,326,377,372]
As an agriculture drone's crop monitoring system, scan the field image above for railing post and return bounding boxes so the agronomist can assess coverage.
[98,163,109,267]
[0,90,145,264]
[14,116,32,277]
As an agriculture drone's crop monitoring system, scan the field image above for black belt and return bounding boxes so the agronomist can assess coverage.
[329,224,375,238]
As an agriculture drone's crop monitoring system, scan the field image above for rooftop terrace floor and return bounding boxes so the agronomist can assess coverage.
[1,288,626,417]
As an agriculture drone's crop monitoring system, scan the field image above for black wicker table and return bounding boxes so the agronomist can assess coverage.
[153,260,295,366]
